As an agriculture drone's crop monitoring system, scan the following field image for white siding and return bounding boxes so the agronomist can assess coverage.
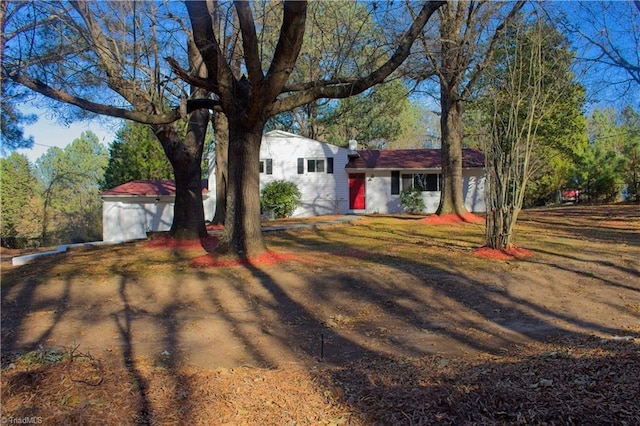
[208,130,351,218]
[362,170,486,214]
[362,173,398,214]
[463,170,486,213]
[102,197,175,242]
[261,131,350,217]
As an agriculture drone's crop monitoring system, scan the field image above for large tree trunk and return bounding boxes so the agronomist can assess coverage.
[216,122,266,258]
[154,107,210,240]
[212,111,228,225]
[436,82,469,216]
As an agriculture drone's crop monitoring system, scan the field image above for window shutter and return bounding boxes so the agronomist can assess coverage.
[391,171,400,194]
[297,158,304,174]
[266,159,273,175]
[327,157,334,174]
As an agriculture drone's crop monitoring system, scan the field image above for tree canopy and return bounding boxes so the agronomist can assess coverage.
[3,1,445,257]
[0,152,39,246]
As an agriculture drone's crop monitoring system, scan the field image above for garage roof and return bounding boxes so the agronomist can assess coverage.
[100,180,208,197]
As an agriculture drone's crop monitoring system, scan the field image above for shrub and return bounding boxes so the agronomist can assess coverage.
[400,187,425,213]
[260,180,302,218]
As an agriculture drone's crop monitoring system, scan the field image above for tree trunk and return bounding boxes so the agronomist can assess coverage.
[154,107,210,240]
[216,122,266,258]
[436,82,469,216]
[212,111,228,225]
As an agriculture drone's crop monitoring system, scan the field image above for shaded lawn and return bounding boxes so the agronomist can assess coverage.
[1,205,639,425]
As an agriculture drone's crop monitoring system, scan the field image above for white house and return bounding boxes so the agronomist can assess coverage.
[100,130,486,242]
[211,130,352,217]
[345,148,486,214]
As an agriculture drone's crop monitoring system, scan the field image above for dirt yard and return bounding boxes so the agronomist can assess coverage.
[1,205,639,424]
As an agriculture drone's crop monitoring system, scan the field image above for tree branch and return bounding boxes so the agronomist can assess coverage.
[268,1,445,116]
[462,0,526,97]
[234,1,263,84]
[166,56,218,92]
[263,1,308,103]
[186,0,236,98]
[11,73,181,124]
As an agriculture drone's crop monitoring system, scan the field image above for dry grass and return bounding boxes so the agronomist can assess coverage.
[1,204,639,425]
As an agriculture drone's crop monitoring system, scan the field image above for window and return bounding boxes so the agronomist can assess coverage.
[391,171,400,195]
[307,158,325,173]
[259,159,272,174]
[402,173,441,191]
[298,157,333,174]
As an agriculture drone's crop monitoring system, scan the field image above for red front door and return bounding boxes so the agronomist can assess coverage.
[349,173,365,210]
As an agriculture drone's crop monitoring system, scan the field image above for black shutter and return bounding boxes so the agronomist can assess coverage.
[297,158,304,174]
[327,157,334,174]
[391,171,400,194]
[266,159,273,175]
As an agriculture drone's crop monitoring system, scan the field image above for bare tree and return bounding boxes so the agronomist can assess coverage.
[4,1,444,257]
[410,0,525,217]
[549,1,640,100]
[482,16,579,250]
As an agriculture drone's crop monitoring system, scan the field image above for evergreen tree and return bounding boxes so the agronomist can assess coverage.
[103,121,174,189]
[620,106,640,202]
[574,106,640,203]
[319,79,411,147]
[0,153,40,247]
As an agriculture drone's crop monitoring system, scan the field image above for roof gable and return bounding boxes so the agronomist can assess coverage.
[263,130,350,154]
[346,148,484,170]
[100,180,208,197]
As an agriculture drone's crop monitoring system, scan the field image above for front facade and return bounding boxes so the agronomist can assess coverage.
[345,148,486,214]
[209,131,486,217]
[100,131,486,242]
[209,130,352,217]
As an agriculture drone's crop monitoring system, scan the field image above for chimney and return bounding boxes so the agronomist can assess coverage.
[347,139,359,160]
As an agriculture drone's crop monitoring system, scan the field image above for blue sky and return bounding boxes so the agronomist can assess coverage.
[16,110,120,163]
[11,0,639,164]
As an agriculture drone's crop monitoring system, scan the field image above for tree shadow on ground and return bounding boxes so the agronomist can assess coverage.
[273,230,631,358]
[1,245,197,424]
[519,205,640,247]
[1,206,639,423]
[318,338,640,424]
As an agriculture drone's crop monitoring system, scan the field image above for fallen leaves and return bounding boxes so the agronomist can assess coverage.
[2,336,638,425]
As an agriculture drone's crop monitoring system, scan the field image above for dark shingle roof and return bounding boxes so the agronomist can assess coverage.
[346,148,484,170]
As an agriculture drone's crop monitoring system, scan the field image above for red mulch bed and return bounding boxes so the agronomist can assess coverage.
[141,235,220,252]
[473,245,535,260]
[419,213,484,225]
[191,250,300,268]
[141,234,303,268]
